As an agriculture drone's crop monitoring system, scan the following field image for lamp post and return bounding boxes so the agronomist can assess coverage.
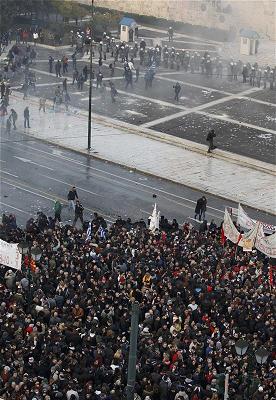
[18,241,42,312]
[87,0,94,150]
[235,339,269,399]
[126,301,140,400]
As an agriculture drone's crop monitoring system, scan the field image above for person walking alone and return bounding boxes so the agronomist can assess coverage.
[62,78,68,93]
[173,82,181,102]
[24,106,30,128]
[73,200,84,227]
[206,129,216,153]
[48,55,54,73]
[39,98,46,112]
[194,197,203,221]
[55,60,62,78]
[10,109,17,130]
[109,81,118,103]
[67,186,78,212]
[6,116,12,134]
[201,196,207,220]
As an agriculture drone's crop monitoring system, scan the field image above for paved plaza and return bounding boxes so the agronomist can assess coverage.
[7,29,276,166]
[1,27,275,214]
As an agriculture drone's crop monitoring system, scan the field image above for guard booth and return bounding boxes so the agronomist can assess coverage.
[119,17,138,43]
[240,28,260,55]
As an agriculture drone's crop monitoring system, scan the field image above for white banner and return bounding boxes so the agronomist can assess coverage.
[223,209,276,257]
[0,239,22,270]
[237,204,276,235]
[237,204,255,230]
[223,208,240,244]
[255,227,276,258]
[239,221,261,252]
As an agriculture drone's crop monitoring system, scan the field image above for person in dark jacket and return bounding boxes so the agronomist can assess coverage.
[73,200,84,227]
[206,129,216,153]
[201,196,207,220]
[67,186,78,212]
[195,197,203,221]
[10,108,17,129]
[23,106,30,128]
[173,82,181,101]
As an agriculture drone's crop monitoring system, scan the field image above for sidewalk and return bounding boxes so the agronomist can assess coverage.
[3,93,276,215]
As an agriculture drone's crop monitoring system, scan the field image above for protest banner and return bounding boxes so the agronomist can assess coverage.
[0,239,22,270]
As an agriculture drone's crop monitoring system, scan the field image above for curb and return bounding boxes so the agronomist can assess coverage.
[16,130,276,217]
[9,93,276,216]
[11,92,275,176]
[77,110,276,177]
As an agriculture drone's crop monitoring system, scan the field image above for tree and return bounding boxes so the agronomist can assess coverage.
[49,0,87,21]
[0,0,50,33]
[0,0,21,33]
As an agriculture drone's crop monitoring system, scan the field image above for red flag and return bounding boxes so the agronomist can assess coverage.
[29,258,36,273]
[236,233,242,245]
[220,226,226,245]
[269,265,274,287]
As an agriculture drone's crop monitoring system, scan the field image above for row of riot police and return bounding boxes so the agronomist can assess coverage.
[91,33,276,89]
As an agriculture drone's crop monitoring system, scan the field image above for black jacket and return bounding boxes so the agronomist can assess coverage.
[75,202,84,216]
[67,189,78,200]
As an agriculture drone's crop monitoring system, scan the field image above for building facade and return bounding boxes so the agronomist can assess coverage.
[78,0,276,40]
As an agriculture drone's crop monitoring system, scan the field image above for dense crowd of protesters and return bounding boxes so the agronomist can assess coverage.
[0,208,275,400]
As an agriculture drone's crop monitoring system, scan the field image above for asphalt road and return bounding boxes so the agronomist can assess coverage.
[1,129,275,228]
[8,44,276,164]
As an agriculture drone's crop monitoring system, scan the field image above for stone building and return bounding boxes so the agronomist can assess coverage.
[78,0,276,40]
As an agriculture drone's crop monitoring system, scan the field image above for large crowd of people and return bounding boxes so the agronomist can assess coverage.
[0,208,275,400]
[0,24,275,400]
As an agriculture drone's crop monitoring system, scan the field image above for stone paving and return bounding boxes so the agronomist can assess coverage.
[2,92,275,215]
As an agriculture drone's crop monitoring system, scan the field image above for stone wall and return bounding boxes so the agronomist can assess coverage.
[78,0,276,40]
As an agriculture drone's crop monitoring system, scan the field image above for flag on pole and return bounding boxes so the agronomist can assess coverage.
[269,265,274,287]
[223,208,240,244]
[98,225,106,240]
[220,226,226,246]
[149,203,160,232]
[86,222,92,241]
[236,233,242,245]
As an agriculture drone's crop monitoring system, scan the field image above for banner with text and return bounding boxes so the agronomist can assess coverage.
[0,239,22,270]
[237,204,276,235]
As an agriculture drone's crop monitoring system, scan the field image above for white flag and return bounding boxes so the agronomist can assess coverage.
[223,208,240,244]
[149,203,160,232]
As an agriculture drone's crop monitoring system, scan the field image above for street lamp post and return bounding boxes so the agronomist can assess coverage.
[126,301,140,400]
[87,0,94,150]
[235,339,269,399]
[18,241,42,312]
